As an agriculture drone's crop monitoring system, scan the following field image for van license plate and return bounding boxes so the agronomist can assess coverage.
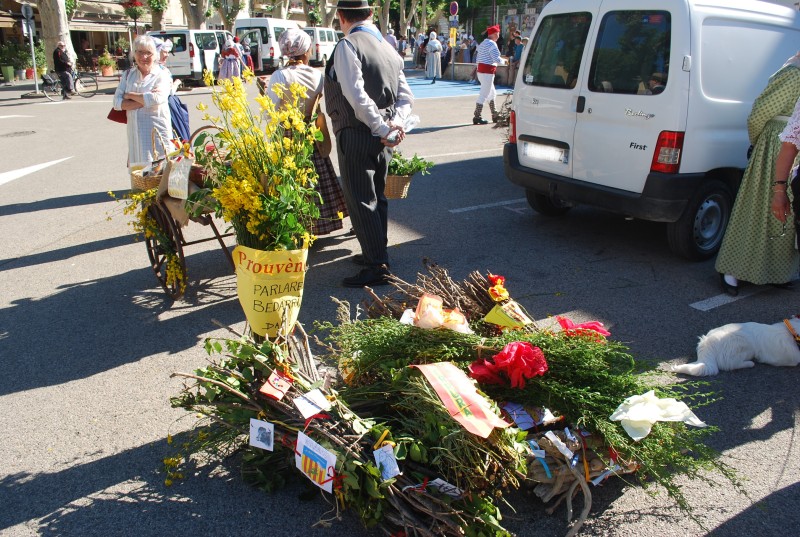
[523,141,567,164]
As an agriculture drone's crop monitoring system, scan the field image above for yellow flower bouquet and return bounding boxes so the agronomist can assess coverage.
[189,71,324,338]
[189,70,322,252]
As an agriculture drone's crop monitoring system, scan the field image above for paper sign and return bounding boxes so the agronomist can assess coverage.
[249,418,274,451]
[429,478,464,499]
[293,389,332,420]
[373,444,401,481]
[413,362,511,438]
[484,300,533,329]
[259,370,293,401]
[501,402,535,430]
[233,245,308,338]
[295,431,337,493]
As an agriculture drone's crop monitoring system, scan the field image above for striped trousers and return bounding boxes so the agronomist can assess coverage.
[336,128,391,266]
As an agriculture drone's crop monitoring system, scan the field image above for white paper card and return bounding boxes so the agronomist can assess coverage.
[373,444,401,481]
[249,418,274,451]
[293,389,332,420]
[295,431,337,493]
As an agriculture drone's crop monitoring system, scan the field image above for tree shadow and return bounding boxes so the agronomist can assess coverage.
[0,433,375,537]
[0,248,241,397]
[0,190,131,218]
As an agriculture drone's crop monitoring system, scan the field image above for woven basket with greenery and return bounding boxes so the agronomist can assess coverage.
[385,151,433,199]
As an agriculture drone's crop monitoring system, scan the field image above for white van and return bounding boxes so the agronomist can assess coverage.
[147,29,234,85]
[504,0,800,260]
[234,18,299,72]
[302,26,338,67]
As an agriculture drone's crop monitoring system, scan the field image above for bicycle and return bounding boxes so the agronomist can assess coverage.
[42,70,98,101]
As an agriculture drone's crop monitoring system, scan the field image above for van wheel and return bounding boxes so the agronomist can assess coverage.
[525,189,571,216]
[666,180,732,261]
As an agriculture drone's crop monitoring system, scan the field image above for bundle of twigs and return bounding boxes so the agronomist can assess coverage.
[169,323,513,537]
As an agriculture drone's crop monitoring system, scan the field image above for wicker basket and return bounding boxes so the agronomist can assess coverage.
[130,166,162,191]
[130,129,170,191]
[385,174,413,199]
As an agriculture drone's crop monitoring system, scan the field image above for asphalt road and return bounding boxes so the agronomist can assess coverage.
[0,66,798,537]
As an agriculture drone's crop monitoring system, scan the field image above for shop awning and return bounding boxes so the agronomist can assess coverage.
[74,1,127,17]
[69,20,130,32]
[0,15,16,29]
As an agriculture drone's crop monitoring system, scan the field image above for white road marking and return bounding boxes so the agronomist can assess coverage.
[449,197,526,214]
[0,115,34,119]
[690,287,764,311]
[0,157,72,187]
[423,148,502,159]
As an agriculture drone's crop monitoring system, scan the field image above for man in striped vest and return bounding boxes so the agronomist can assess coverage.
[473,25,503,125]
[325,0,415,287]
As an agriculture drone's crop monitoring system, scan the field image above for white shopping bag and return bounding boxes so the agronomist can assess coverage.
[167,155,193,199]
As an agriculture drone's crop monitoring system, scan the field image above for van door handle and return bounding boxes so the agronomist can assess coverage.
[576,96,586,113]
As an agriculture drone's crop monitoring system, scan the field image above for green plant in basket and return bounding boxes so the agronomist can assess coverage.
[188,71,322,251]
[388,151,434,177]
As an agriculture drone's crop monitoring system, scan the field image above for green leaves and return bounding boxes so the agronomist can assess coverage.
[388,151,434,176]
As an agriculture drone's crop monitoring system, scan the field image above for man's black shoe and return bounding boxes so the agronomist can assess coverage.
[342,265,391,288]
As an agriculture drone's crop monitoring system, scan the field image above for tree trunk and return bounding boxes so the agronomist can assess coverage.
[378,1,390,34]
[178,0,209,29]
[216,0,244,32]
[421,0,428,34]
[322,0,337,28]
[399,0,421,41]
[150,10,164,31]
[273,0,290,20]
[38,0,74,72]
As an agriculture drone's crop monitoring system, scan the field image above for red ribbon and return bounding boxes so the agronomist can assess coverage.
[303,412,331,431]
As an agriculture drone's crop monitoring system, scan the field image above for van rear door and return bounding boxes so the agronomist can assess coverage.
[195,32,220,78]
[237,29,263,71]
[571,1,688,193]
[516,7,594,181]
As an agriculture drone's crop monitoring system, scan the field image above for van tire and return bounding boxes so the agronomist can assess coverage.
[321,55,327,67]
[666,180,732,261]
[525,189,571,216]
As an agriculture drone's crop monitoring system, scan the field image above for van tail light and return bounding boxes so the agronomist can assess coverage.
[508,110,517,144]
[269,46,275,58]
[650,131,685,174]
[189,43,195,58]
[316,43,320,56]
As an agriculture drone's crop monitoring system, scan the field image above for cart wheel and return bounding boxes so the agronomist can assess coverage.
[144,202,186,299]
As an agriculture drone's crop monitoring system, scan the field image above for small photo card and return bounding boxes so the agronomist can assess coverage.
[259,370,293,401]
[373,444,401,481]
[293,389,332,420]
[249,418,274,451]
[295,431,337,493]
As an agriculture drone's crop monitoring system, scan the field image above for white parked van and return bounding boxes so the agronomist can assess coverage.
[147,29,234,85]
[504,0,800,260]
[234,18,299,72]
[302,26,338,67]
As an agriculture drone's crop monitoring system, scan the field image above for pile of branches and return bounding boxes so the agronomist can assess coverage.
[168,262,742,537]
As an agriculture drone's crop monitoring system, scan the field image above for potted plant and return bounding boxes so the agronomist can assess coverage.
[97,47,116,76]
[11,44,31,80]
[0,42,15,83]
[386,151,434,199]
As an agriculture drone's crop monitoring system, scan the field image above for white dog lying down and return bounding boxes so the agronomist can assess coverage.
[672,318,800,376]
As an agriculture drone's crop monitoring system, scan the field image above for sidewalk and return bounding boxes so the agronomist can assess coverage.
[0,73,120,102]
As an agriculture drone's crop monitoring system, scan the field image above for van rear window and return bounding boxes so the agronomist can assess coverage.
[522,13,592,89]
[588,11,671,95]
[155,34,186,53]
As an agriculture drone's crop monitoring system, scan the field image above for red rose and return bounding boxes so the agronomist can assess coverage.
[468,359,505,385]
[556,316,610,339]
[492,341,548,389]
[487,272,505,286]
